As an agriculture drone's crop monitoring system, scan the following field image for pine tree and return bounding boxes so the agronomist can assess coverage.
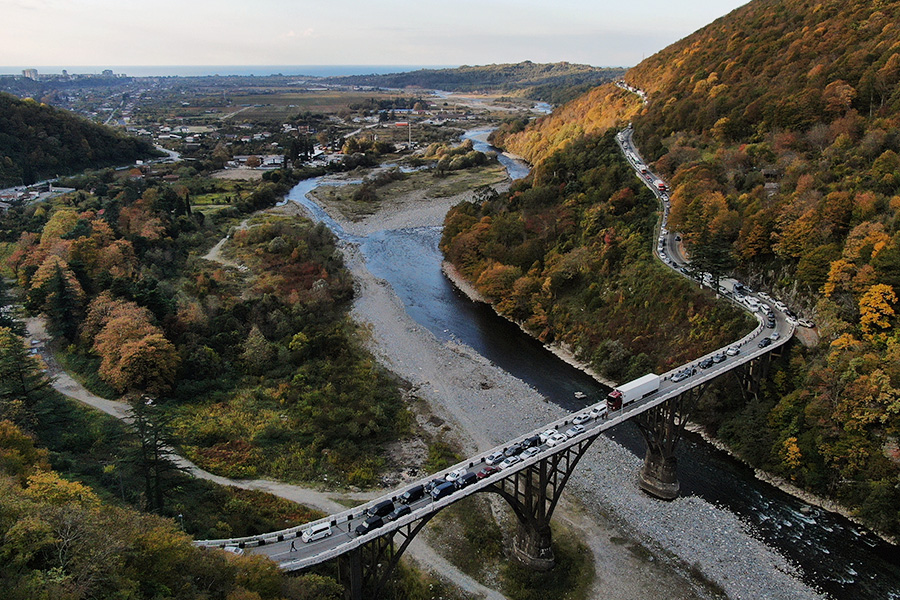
[0,327,50,426]
[43,264,82,341]
[124,396,186,514]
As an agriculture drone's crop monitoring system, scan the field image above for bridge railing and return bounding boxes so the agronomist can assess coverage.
[194,403,607,551]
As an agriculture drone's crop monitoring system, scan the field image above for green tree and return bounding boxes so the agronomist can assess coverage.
[124,397,186,514]
[0,327,50,426]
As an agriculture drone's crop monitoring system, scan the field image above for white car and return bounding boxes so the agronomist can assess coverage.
[774,301,788,312]
[539,429,558,444]
[726,346,740,356]
[572,413,591,425]
[770,332,781,341]
[485,451,506,465]
[564,425,586,438]
[589,405,608,419]
[499,455,521,469]
[521,447,541,459]
[799,319,815,328]
[546,433,568,447]
[758,292,772,301]
[445,467,466,482]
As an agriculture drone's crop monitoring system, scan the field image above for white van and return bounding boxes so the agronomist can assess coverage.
[301,522,332,543]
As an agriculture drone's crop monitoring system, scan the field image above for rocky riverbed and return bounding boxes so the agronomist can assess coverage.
[298,179,825,600]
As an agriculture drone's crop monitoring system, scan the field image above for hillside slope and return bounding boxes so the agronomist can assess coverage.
[323,61,626,103]
[491,83,643,163]
[465,0,900,535]
[0,92,157,186]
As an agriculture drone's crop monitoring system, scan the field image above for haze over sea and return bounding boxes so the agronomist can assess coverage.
[0,65,457,77]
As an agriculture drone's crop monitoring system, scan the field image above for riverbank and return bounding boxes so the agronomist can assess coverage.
[442,260,619,389]
[300,179,824,599]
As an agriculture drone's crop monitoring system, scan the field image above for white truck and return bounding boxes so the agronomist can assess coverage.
[606,374,661,411]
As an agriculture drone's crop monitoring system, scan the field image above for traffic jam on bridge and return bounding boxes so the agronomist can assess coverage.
[197,113,808,571]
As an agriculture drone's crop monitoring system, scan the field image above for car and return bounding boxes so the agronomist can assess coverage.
[774,301,788,312]
[355,516,384,536]
[546,433,568,447]
[673,367,697,382]
[564,424,586,438]
[504,443,524,457]
[398,485,425,505]
[454,472,478,489]
[799,319,815,328]
[485,451,506,465]
[499,455,521,469]
[539,429,558,444]
[572,413,591,425]
[430,481,456,501]
[766,320,776,329]
[589,405,608,419]
[726,346,741,356]
[675,234,681,241]
[476,465,500,479]
[784,308,797,318]
[366,500,395,518]
[301,522,333,543]
[758,292,772,301]
[712,353,726,363]
[387,505,412,521]
[520,446,541,459]
[222,546,245,555]
[699,357,715,369]
[445,467,466,482]
[758,337,772,348]
[787,316,798,326]
[522,435,542,448]
[770,332,781,341]
[424,478,445,493]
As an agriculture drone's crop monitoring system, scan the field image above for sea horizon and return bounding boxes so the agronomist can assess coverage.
[0,65,459,78]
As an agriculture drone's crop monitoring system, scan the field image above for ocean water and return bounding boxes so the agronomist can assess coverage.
[0,65,456,78]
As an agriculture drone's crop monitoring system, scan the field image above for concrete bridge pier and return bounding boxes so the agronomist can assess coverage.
[634,385,706,501]
[638,445,680,500]
[489,437,597,570]
[513,519,555,570]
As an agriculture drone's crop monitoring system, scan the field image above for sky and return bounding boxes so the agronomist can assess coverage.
[0,0,749,71]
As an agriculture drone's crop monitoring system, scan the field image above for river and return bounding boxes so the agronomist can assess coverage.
[286,134,900,599]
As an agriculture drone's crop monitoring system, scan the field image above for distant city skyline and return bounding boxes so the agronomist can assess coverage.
[0,0,749,70]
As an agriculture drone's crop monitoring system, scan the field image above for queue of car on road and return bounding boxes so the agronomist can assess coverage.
[296,406,613,544]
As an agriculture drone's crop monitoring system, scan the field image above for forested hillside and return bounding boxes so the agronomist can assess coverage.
[323,61,626,103]
[442,132,752,381]
[1,166,407,487]
[0,92,157,186]
[490,84,643,163]
[465,0,900,534]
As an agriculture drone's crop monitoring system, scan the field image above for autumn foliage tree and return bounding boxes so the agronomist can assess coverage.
[86,294,180,395]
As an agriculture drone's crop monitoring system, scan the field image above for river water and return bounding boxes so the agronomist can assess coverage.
[286,135,900,599]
